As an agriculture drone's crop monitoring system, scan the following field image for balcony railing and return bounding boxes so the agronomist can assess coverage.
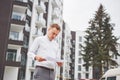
[14,0,27,3]
[36,2,46,13]
[52,8,60,19]
[52,0,59,8]
[35,18,46,28]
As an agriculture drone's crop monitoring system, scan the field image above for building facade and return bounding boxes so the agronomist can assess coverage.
[26,0,63,80]
[0,0,63,80]
[1,0,120,80]
[60,22,74,80]
[0,0,33,80]
[73,31,93,80]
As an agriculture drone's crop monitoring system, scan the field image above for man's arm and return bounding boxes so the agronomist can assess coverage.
[56,62,63,67]
[27,37,45,61]
[34,55,46,61]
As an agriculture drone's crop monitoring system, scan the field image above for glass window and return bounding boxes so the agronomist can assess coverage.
[9,31,19,40]
[21,53,26,66]
[78,73,81,79]
[38,0,41,5]
[79,36,82,42]
[30,72,34,80]
[78,58,81,64]
[72,40,75,45]
[101,78,105,80]
[32,60,35,67]
[6,49,17,61]
[78,65,81,71]
[85,66,89,71]
[79,51,81,56]
[12,14,21,20]
[19,69,25,80]
[107,76,116,80]
[79,44,81,49]
[23,36,29,48]
[85,73,89,78]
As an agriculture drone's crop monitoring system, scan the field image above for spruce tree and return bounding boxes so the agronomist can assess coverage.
[82,4,119,79]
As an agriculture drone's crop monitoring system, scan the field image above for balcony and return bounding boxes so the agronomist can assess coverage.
[8,31,23,46]
[11,19,26,26]
[13,0,27,13]
[11,13,26,26]
[41,0,48,2]
[6,61,21,67]
[36,2,46,14]
[8,39,23,46]
[32,28,43,38]
[52,0,59,8]
[29,60,35,71]
[35,18,46,28]
[52,8,59,19]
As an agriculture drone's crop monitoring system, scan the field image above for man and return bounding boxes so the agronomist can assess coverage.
[28,24,63,80]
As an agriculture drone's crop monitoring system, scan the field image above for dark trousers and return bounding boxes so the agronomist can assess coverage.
[33,66,55,80]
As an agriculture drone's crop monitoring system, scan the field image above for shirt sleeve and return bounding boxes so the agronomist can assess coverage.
[27,37,40,60]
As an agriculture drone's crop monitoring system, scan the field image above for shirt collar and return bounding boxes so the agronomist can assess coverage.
[45,35,52,42]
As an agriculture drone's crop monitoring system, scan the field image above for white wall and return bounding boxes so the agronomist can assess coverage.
[3,67,19,80]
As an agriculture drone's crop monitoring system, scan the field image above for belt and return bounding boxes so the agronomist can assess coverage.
[36,66,54,71]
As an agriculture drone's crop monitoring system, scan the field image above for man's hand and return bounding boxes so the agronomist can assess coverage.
[56,62,63,67]
[35,55,46,62]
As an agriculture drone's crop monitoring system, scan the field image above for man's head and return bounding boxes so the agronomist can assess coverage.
[47,24,61,41]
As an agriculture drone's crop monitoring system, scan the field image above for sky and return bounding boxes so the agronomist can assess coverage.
[63,0,120,37]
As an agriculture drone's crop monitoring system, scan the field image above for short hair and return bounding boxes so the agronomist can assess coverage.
[50,24,61,31]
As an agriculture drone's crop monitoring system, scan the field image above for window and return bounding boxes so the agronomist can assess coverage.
[30,72,34,80]
[19,69,25,80]
[38,0,41,5]
[85,73,89,78]
[85,66,89,71]
[78,58,81,64]
[79,36,82,42]
[72,40,75,45]
[79,44,81,49]
[79,51,81,56]
[9,31,19,40]
[35,27,39,35]
[78,65,81,71]
[23,36,29,48]
[73,48,75,52]
[101,78,105,80]
[12,14,21,20]
[6,49,17,61]
[107,76,116,80]
[32,60,35,67]
[78,73,81,79]
[21,53,26,66]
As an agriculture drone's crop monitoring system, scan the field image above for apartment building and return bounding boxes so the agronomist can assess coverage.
[72,31,93,80]
[0,0,33,80]
[60,22,74,80]
[26,0,63,80]
[70,31,76,80]
[0,0,63,80]
[72,30,120,80]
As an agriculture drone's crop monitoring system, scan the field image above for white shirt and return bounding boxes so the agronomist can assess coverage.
[28,35,60,69]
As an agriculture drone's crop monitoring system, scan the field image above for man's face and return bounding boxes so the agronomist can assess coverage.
[47,27,60,41]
